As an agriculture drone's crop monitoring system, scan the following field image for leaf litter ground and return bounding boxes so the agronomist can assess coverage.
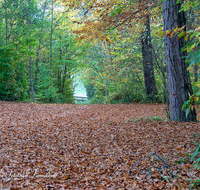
[0,102,199,189]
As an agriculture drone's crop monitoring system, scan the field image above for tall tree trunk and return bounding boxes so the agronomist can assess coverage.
[49,0,53,77]
[162,0,196,121]
[3,0,9,46]
[152,47,171,120]
[29,46,35,102]
[5,7,8,46]
[62,44,69,92]
[35,0,47,93]
[62,64,67,92]
[58,35,62,92]
[57,70,61,93]
[141,15,157,100]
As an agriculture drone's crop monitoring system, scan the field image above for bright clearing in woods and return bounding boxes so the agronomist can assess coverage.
[0,102,199,189]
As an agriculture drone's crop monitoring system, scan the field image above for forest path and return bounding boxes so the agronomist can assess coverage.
[0,102,199,189]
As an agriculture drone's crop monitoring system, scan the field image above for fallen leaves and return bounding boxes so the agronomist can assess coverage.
[0,102,199,189]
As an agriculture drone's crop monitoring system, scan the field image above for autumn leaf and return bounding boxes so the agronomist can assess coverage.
[0,102,199,189]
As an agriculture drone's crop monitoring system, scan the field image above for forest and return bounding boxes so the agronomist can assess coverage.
[0,0,200,121]
[0,0,200,189]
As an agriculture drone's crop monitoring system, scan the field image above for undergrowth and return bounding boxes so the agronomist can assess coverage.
[131,115,167,123]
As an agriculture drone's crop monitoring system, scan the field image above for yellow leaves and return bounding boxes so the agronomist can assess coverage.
[105,37,112,43]
[164,26,187,40]
[178,31,185,39]
[192,96,199,101]
[93,41,98,45]
[111,51,117,55]
[64,0,160,43]
[169,31,174,38]
[174,25,185,32]
[174,26,178,32]
[163,30,171,37]
[185,33,188,41]
[165,30,171,35]
[103,73,107,77]
[180,25,186,31]
[164,30,175,38]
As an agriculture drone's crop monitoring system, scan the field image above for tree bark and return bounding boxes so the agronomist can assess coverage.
[162,0,196,121]
[29,46,35,103]
[49,0,53,77]
[141,15,157,100]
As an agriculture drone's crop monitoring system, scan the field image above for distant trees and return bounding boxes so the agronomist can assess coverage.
[59,0,199,121]
[0,0,87,103]
[141,15,157,100]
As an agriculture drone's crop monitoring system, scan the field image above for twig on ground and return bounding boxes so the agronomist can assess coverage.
[128,152,170,176]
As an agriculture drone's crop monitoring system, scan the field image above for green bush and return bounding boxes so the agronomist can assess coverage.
[0,47,28,101]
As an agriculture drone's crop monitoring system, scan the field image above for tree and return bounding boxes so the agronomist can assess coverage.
[162,0,196,121]
[0,0,78,103]
[64,0,160,100]
[29,46,36,102]
[141,15,157,100]
[49,0,54,77]
[35,0,48,93]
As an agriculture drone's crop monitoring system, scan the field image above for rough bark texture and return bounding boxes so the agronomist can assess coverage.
[141,16,157,100]
[162,0,196,121]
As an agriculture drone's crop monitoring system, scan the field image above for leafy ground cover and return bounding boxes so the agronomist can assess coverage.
[0,102,199,189]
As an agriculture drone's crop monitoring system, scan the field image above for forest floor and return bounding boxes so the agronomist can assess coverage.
[0,102,199,189]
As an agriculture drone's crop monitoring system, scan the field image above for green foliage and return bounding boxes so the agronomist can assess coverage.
[132,115,166,123]
[177,0,200,12]
[191,143,200,170]
[187,138,200,189]
[182,93,199,118]
[0,46,28,101]
[62,78,75,103]
[181,1,200,118]
[173,133,200,189]
[0,0,86,103]
[36,63,57,103]
[185,28,200,68]
[109,4,126,17]
[0,0,199,107]
[35,62,74,103]
[188,178,200,190]
[81,43,165,105]
[85,84,95,100]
